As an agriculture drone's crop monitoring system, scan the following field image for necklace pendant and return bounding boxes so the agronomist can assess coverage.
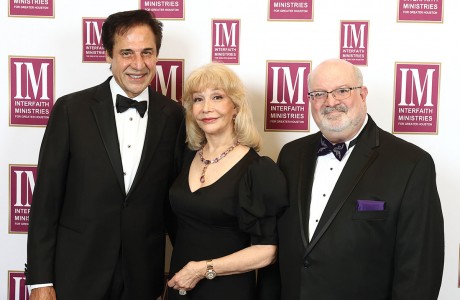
[200,174,205,183]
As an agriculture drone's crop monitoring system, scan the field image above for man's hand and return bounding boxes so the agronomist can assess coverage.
[29,286,57,300]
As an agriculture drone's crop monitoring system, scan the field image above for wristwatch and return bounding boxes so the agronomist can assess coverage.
[205,259,217,280]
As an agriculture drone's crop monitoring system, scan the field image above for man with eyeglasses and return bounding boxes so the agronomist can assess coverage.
[267,59,444,299]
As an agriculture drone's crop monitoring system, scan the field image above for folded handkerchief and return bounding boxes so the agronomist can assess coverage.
[357,200,385,211]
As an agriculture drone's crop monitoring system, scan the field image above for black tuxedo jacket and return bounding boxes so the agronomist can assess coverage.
[27,77,185,299]
[274,115,444,300]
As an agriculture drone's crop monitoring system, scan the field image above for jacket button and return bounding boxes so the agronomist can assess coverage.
[304,260,312,268]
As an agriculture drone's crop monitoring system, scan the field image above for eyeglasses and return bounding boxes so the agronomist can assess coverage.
[308,86,362,102]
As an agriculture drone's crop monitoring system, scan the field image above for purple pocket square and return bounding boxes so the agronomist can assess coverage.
[357,200,385,211]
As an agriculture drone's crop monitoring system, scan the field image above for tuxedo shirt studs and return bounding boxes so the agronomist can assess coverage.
[114,97,148,194]
[309,145,356,241]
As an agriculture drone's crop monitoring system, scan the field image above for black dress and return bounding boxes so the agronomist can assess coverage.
[168,148,287,300]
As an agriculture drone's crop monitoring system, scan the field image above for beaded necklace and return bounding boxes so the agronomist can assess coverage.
[198,141,240,183]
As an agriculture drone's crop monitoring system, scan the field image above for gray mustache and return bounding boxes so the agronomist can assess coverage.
[322,104,348,114]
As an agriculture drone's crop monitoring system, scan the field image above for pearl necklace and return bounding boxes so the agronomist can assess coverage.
[198,141,240,183]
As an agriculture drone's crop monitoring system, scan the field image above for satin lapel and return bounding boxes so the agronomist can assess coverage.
[90,78,126,196]
[127,89,167,198]
[297,133,321,248]
[305,117,380,256]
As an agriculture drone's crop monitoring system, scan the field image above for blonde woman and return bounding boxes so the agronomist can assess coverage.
[167,63,287,299]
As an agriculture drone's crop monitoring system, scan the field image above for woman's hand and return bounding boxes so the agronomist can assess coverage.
[168,261,206,293]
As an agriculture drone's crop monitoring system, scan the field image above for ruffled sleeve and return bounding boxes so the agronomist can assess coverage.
[238,156,288,245]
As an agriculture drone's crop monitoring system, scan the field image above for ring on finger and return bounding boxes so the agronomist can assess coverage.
[179,289,187,296]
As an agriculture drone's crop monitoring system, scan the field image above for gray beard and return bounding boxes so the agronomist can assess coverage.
[319,104,364,133]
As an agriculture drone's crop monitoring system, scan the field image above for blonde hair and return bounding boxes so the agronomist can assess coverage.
[182,63,261,151]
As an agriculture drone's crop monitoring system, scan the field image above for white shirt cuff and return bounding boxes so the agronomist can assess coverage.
[28,283,53,293]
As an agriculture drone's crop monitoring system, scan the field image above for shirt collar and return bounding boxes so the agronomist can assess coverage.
[109,77,149,108]
[345,114,368,148]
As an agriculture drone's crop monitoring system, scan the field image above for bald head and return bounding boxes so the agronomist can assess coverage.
[308,59,363,91]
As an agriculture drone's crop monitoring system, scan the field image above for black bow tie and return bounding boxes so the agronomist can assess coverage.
[115,94,147,118]
[317,136,357,161]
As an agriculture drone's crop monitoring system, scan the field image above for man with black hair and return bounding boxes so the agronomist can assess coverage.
[27,9,184,300]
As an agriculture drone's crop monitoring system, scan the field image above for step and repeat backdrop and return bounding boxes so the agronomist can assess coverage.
[1,0,459,299]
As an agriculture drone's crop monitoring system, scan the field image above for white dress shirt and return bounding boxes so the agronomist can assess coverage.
[110,78,149,193]
[308,115,368,241]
